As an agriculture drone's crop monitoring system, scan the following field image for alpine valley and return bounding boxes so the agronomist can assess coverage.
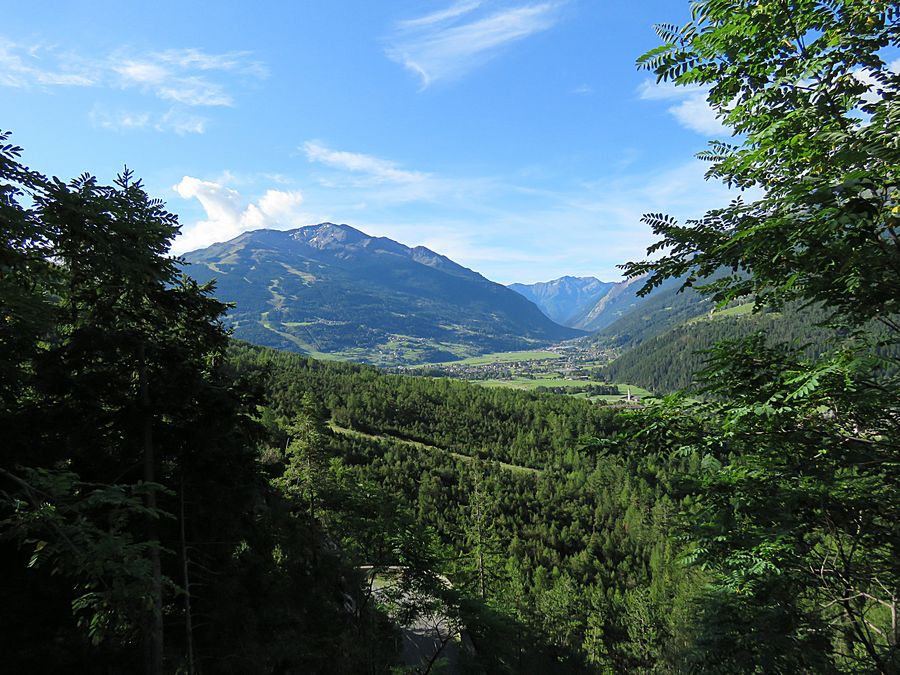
[183,224,854,394]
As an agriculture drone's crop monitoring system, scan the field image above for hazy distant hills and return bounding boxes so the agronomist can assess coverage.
[182,223,584,364]
[509,274,695,333]
[507,276,615,326]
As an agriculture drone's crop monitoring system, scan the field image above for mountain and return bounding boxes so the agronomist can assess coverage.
[562,276,651,331]
[600,301,852,394]
[182,223,584,364]
[588,276,712,342]
[508,276,615,326]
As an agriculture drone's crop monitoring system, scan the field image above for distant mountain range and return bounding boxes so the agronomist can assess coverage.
[509,274,693,332]
[182,223,584,364]
[507,276,615,326]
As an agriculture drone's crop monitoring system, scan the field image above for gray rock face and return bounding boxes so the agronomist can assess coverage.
[508,275,615,327]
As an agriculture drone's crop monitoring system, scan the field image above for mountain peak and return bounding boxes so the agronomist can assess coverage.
[508,276,615,327]
[290,222,368,247]
[181,223,584,364]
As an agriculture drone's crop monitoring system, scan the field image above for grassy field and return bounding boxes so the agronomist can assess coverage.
[712,301,755,318]
[423,349,562,366]
[471,376,654,399]
[688,301,756,325]
[591,383,655,401]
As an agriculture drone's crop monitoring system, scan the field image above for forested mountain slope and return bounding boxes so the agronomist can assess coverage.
[602,303,838,393]
[183,224,583,364]
[229,342,702,672]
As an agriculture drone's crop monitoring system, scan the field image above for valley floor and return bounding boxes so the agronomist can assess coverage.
[407,343,654,403]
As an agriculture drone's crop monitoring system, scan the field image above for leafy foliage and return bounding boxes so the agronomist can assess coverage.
[628,0,900,328]
[620,2,900,670]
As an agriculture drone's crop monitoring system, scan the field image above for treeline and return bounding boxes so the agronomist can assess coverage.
[535,383,620,396]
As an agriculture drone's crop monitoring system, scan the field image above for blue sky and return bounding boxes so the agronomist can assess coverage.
[3,1,744,283]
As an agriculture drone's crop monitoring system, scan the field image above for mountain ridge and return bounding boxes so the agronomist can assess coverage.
[508,275,615,326]
[183,223,584,364]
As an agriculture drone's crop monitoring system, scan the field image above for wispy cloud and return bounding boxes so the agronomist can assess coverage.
[153,48,268,78]
[0,38,266,133]
[300,140,508,208]
[172,176,310,253]
[385,2,563,89]
[397,1,484,30]
[111,48,266,106]
[303,141,429,184]
[638,80,726,137]
[0,40,265,102]
[0,38,97,87]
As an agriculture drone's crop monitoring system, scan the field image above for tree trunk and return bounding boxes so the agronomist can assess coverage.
[139,343,164,675]
[180,476,195,675]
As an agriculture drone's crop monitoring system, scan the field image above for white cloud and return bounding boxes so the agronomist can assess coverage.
[110,48,265,107]
[303,141,429,184]
[638,79,726,137]
[667,95,726,136]
[386,2,563,89]
[153,48,268,78]
[172,177,308,254]
[855,58,900,106]
[89,107,152,131]
[258,189,307,220]
[0,40,264,102]
[397,1,484,29]
[571,84,593,95]
[115,61,169,85]
[301,141,503,206]
[158,108,208,134]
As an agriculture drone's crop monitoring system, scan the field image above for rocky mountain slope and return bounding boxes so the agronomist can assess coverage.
[508,276,615,326]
